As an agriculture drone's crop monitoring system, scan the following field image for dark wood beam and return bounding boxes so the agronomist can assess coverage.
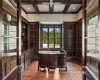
[82,0,87,67]
[63,3,70,14]
[82,0,87,79]
[49,4,54,14]
[21,6,27,14]
[26,11,77,14]
[76,6,82,13]
[21,1,69,4]
[70,0,82,4]
[32,3,40,14]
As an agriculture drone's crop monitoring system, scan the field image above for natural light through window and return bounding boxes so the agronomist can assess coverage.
[87,15,98,55]
[42,27,61,49]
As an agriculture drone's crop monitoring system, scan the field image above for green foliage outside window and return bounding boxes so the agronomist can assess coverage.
[88,15,98,54]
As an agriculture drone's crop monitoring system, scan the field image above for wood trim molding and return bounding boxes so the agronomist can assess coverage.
[26,11,78,14]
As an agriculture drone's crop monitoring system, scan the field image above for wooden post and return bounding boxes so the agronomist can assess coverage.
[82,0,87,80]
[17,0,22,80]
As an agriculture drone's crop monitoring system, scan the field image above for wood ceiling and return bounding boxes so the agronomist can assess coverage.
[21,0,82,14]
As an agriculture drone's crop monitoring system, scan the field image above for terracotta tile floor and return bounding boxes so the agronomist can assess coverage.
[22,59,82,80]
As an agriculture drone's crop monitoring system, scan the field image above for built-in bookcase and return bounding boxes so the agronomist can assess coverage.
[29,22,39,59]
[64,22,77,57]
[77,20,82,60]
[21,22,28,51]
[64,22,82,59]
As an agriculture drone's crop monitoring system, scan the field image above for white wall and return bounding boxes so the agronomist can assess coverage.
[26,14,78,22]
[21,10,27,19]
[77,10,82,21]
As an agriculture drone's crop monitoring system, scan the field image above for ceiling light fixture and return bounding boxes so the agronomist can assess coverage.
[28,7,30,10]
[73,7,75,9]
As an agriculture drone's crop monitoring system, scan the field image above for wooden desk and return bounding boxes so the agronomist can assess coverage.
[38,51,67,71]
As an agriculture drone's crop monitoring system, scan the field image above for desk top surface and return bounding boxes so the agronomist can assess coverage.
[39,51,65,54]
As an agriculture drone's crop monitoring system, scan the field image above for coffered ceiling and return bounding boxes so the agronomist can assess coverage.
[21,0,82,14]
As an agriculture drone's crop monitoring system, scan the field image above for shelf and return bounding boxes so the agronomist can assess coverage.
[34,30,38,31]
[30,30,33,31]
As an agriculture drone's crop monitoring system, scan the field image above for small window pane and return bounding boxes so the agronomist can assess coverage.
[43,28,48,48]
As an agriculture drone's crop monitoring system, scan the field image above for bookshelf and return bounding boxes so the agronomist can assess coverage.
[29,22,39,59]
[64,22,77,57]
[77,20,82,60]
[21,22,28,51]
[64,21,82,59]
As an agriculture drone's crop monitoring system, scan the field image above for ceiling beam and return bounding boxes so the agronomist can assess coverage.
[49,4,54,14]
[76,5,82,13]
[32,3,40,14]
[63,0,82,14]
[26,12,77,14]
[63,3,70,14]
[70,0,82,4]
[21,1,69,4]
[21,6,27,13]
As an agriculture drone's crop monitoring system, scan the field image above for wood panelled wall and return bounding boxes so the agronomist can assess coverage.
[21,49,32,71]
[20,21,39,71]
[64,20,82,60]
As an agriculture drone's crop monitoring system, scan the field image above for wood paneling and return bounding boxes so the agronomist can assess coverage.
[21,49,32,71]
[2,56,17,78]
[3,67,18,80]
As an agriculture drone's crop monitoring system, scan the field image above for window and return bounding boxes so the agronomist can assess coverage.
[87,15,98,54]
[43,28,48,48]
[42,26,62,49]
[2,19,18,78]
[2,23,17,54]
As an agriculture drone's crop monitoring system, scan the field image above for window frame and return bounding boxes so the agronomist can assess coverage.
[40,24,62,50]
[87,8,99,55]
